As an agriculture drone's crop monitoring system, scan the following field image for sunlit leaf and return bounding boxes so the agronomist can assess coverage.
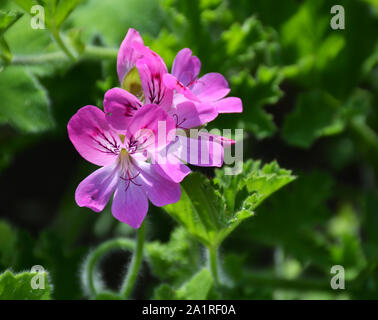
[0,270,51,300]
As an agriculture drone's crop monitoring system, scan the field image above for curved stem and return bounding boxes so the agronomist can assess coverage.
[51,30,76,62]
[120,221,146,298]
[83,238,136,298]
[208,245,220,286]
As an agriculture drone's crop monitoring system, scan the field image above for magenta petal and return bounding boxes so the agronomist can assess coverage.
[136,55,173,109]
[75,163,119,212]
[126,104,176,150]
[154,160,191,183]
[214,97,243,113]
[172,48,201,86]
[117,28,144,84]
[111,180,148,229]
[171,101,218,129]
[67,106,122,166]
[104,88,142,131]
[137,162,181,207]
[163,74,200,102]
[191,73,230,101]
[171,134,224,167]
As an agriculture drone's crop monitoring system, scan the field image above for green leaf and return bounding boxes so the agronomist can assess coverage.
[54,0,82,28]
[68,0,164,46]
[152,269,213,300]
[0,221,18,268]
[0,270,51,299]
[164,160,295,247]
[146,227,200,284]
[0,10,23,36]
[214,160,296,243]
[231,67,283,139]
[243,160,297,208]
[152,284,175,300]
[175,268,213,300]
[283,90,345,148]
[0,66,53,132]
[239,172,335,269]
[13,0,82,30]
[164,172,228,247]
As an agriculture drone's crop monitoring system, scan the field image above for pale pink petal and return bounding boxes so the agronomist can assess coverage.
[75,163,119,212]
[190,73,230,101]
[172,48,201,86]
[136,162,181,207]
[169,101,218,129]
[213,97,243,113]
[67,106,122,166]
[104,88,142,131]
[169,134,224,167]
[111,180,148,229]
[117,28,144,84]
[163,74,200,102]
[154,159,191,183]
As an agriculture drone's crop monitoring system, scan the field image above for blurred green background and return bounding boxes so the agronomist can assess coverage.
[0,0,378,299]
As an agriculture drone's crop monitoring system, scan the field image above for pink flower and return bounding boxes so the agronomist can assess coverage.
[104,29,232,182]
[67,104,182,229]
[163,48,243,116]
[106,29,219,133]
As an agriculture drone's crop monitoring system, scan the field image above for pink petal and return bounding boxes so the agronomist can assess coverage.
[104,88,142,131]
[170,134,224,167]
[199,131,235,147]
[170,101,218,129]
[154,159,191,183]
[67,106,122,166]
[117,28,144,84]
[111,180,148,229]
[172,48,201,86]
[137,162,181,207]
[126,104,176,151]
[163,74,200,102]
[214,97,243,113]
[75,163,119,212]
[135,53,173,109]
[190,73,230,101]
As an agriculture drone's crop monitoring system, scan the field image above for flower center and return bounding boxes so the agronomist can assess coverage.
[122,67,144,101]
[117,148,141,191]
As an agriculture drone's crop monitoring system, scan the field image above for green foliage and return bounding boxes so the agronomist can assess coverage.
[0,10,22,36]
[0,66,53,132]
[68,0,164,46]
[153,268,213,300]
[0,10,22,62]
[0,0,378,301]
[175,268,213,300]
[283,90,344,148]
[13,0,82,30]
[164,161,295,248]
[0,270,51,299]
[146,227,199,284]
[0,221,18,267]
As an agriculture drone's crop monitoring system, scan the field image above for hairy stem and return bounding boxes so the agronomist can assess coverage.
[208,245,220,286]
[120,221,146,299]
[83,238,136,298]
[11,45,118,65]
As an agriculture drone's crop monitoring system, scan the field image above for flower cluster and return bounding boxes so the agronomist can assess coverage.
[67,28,242,228]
